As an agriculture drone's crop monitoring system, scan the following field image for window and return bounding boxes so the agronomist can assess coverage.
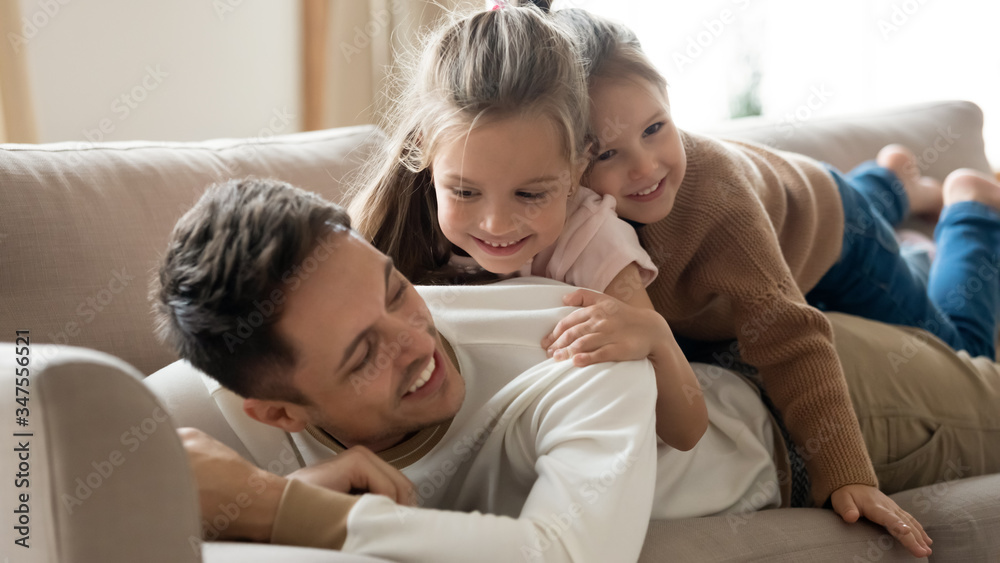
[567,0,1000,164]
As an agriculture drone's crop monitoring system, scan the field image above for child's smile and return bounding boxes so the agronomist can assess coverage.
[585,77,687,225]
[472,234,531,256]
[431,115,580,274]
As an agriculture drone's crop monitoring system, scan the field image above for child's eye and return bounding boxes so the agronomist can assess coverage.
[451,188,475,199]
[595,149,616,162]
[643,122,663,137]
[516,191,548,201]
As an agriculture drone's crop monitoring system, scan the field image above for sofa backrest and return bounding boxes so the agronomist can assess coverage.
[1,101,992,376]
[703,100,992,180]
[1,126,383,375]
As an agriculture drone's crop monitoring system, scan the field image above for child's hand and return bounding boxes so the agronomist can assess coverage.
[545,285,709,450]
[541,289,669,367]
[831,484,932,558]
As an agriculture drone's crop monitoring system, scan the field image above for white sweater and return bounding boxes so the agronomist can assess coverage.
[207,278,779,562]
[282,279,660,562]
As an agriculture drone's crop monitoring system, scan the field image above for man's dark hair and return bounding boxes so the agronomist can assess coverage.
[152,177,351,403]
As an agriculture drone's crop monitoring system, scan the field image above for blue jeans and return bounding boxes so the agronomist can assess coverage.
[806,161,1000,358]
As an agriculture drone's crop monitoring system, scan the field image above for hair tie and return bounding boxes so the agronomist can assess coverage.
[489,1,507,10]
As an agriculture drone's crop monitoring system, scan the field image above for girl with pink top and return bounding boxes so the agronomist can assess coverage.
[347,5,707,449]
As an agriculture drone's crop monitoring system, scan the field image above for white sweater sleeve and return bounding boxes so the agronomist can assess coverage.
[276,359,658,563]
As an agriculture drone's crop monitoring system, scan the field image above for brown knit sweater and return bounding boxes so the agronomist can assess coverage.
[639,130,878,505]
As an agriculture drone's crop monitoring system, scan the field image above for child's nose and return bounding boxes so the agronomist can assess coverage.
[628,151,656,180]
[481,204,515,235]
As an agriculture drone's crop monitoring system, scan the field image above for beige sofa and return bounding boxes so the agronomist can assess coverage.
[2,101,998,562]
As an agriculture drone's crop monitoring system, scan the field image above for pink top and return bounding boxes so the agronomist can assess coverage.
[450,186,658,292]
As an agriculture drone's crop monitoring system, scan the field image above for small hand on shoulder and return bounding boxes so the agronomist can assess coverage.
[541,288,668,366]
[541,285,708,451]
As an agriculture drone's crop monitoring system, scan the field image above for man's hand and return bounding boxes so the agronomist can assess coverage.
[180,428,419,544]
[831,484,932,558]
[179,427,287,543]
[288,446,417,506]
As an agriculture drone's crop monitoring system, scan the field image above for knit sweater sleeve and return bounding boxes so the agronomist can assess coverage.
[691,201,877,505]
[639,131,877,504]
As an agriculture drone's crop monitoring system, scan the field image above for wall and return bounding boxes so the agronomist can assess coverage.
[15,0,1000,166]
[17,0,301,143]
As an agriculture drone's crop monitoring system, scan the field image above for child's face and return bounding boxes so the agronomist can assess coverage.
[585,77,687,225]
[431,115,579,275]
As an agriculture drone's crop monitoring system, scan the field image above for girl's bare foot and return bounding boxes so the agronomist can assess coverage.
[877,144,944,216]
[943,168,1000,212]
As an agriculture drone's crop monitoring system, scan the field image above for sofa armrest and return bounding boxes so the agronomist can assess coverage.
[0,343,202,562]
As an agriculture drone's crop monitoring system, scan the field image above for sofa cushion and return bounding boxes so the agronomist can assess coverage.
[891,474,1000,562]
[639,508,917,562]
[145,359,259,464]
[203,543,391,563]
[703,100,992,181]
[0,126,382,375]
[637,472,1000,562]
[145,359,296,475]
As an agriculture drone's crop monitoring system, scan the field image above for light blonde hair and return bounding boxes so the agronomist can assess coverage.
[347,5,589,284]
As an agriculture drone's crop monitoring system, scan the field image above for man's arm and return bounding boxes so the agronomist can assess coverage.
[182,358,659,563]
[281,359,658,563]
[178,428,415,546]
[179,428,287,543]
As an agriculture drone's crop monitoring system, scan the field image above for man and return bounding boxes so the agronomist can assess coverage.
[156,179,959,560]
[154,178,663,561]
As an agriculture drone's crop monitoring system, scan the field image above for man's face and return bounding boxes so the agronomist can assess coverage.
[274,233,465,451]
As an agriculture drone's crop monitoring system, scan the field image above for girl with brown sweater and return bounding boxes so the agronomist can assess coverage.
[551,7,1000,559]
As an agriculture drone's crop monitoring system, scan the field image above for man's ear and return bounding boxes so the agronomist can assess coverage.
[243,398,309,433]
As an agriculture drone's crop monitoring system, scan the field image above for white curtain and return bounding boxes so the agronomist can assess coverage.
[578,0,1000,167]
[0,0,38,143]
